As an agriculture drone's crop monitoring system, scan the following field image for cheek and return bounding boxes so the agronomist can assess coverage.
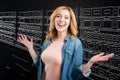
[67,21,70,27]
[67,20,70,25]
[54,20,57,26]
[54,19,58,26]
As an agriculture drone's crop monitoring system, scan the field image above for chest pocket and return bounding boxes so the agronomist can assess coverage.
[65,42,75,55]
[64,41,75,65]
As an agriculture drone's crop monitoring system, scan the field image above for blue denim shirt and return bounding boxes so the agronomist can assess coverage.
[33,35,91,80]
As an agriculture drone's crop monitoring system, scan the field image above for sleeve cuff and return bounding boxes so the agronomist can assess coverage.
[78,64,91,77]
[32,55,39,67]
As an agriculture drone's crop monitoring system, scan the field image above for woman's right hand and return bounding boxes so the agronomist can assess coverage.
[17,34,33,49]
[17,34,37,60]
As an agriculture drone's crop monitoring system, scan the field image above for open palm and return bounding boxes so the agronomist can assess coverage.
[89,52,114,64]
[17,34,33,49]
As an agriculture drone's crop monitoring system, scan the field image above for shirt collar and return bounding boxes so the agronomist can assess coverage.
[64,35,71,42]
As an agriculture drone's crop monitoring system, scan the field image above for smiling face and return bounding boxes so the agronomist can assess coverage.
[54,9,70,34]
[46,6,78,40]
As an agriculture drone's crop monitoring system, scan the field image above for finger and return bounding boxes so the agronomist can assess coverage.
[102,53,114,61]
[20,34,23,38]
[23,34,27,39]
[17,36,22,41]
[18,34,25,41]
[106,53,114,59]
[31,38,33,42]
[98,52,104,56]
[17,38,23,43]
[20,34,26,40]
[17,39,20,42]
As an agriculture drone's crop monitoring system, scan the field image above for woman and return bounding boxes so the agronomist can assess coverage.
[17,6,114,80]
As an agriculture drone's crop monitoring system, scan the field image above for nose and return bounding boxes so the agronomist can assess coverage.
[59,17,64,21]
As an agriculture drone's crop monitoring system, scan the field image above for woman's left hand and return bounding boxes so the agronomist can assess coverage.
[89,52,114,64]
[82,52,114,74]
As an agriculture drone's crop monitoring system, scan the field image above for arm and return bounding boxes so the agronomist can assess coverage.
[82,52,114,74]
[17,34,37,61]
[72,38,114,78]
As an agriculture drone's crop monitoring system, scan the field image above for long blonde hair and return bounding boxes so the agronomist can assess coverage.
[45,6,78,40]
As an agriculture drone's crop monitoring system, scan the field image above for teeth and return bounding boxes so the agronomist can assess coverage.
[57,23,65,27]
[59,24,63,25]
[58,24,64,27]
[60,24,64,26]
[58,22,65,25]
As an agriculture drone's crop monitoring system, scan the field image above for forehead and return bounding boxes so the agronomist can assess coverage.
[57,9,70,16]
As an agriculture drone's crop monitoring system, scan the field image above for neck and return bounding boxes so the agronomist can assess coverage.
[56,32,68,41]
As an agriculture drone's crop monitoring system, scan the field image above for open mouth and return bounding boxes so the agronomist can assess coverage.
[58,23,66,28]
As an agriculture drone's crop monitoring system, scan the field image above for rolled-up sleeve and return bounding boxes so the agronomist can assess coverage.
[78,64,91,77]
[32,54,40,67]
[32,40,47,67]
[72,38,91,79]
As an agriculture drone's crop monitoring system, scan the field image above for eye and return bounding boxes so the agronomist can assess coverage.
[56,15,61,18]
[65,16,69,19]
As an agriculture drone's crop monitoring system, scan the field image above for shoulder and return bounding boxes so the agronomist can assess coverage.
[72,37,82,45]
[41,39,51,51]
[66,36,82,48]
[42,39,51,46]
[72,37,83,51]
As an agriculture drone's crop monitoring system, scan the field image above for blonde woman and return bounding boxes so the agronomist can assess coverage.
[18,6,114,80]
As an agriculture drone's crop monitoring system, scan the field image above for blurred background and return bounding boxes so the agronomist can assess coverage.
[0,0,120,80]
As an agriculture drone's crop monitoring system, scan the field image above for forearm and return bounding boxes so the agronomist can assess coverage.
[82,61,93,74]
[82,52,114,74]
[27,47,37,61]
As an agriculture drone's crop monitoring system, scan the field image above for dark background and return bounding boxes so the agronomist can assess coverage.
[0,0,120,80]
[0,0,120,10]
